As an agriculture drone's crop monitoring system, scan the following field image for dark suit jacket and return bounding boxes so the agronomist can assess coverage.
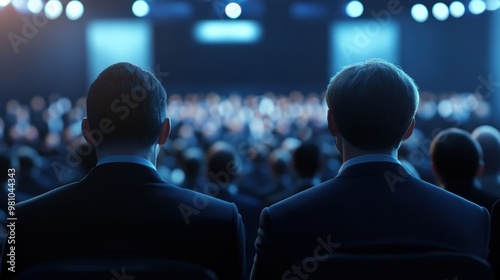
[489,199,500,279]
[250,162,490,279]
[1,163,245,280]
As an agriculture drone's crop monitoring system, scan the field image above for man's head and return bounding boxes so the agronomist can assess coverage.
[430,128,483,187]
[83,62,169,151]
[472,125,500,176]
[206,141,242,186]
[326,58,419,152]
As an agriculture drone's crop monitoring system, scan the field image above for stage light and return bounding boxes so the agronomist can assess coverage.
[411,4,429,22]
[450,1,466,17]
[132,0,149,17]
[225,2,242,19]
[27,0,42,13]
[0,0,11,8]
[66,0,83,20]
[44,0,63,20]
[11,0,26,11]
[486,0,500,10]
[432,2,449,21]
[346,1,364,18]
[469,0,486,14]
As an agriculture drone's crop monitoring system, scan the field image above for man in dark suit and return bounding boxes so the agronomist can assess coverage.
[250,59,490,279]
[1,62,245,280]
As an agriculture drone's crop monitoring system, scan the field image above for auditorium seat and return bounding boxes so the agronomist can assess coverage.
[290,251,495,280]
[13,258,219,280]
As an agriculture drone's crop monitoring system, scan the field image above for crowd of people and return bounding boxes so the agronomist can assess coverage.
[1,59,500,279]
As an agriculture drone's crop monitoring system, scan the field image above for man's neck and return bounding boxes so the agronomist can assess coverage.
[341,141,398,163]
[95,146,158,166]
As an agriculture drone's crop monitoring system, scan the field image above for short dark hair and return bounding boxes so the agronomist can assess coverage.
[431,128,482,184]
[472,125,500,175]
[86,62,167,149]
[326,58,419,150]
[206,141,241,184]
[293,142,320,178]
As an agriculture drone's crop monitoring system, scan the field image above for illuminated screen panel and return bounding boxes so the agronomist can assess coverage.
[330,20,399,75]
[193,20,262,44]
[86,20,153,86]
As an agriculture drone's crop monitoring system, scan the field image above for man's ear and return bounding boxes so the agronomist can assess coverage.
[327,109,339,137]
[402,118,416,141]
[158,118,171,145]
[81,117,97,146]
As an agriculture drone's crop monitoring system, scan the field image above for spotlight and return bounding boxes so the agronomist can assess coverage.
[225,3,242,19]
[469,0,486,14]
[411,4,429,22]
[449,1,465,17]
[132,0,150,17]
[0,0,11,8]
[346,1,364,18]
[44,0,63,20]
[27,0,43,13]
[432,2,449,21]
[66,0,84,20]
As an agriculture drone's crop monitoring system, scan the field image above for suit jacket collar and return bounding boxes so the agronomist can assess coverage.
[82,162,168,185]
[336,162,411,178]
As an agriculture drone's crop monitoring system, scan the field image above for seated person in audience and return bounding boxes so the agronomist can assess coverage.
[261,148,294,206]
[1,62,245,280]
[292,142,322,193]
[205,141,263,280]
[490,200,500,278]
[250,58,491,279]
[430,127,498,211]
[472,125,500,198]
[179,147,206,191]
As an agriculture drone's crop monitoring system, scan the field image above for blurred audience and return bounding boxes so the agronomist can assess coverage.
[205,141,263,280]
[430,127,498,211]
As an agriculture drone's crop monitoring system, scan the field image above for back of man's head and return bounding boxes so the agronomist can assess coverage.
[472,125,500,176]
[206,141,242,185]
[86,62,167,149]
[326,58,419,150]
[292,142,320,178]
[430,128,483,186]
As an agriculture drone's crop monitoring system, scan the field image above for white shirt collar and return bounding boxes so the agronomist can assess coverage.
[97,155,157,170]
[338,154,401,174]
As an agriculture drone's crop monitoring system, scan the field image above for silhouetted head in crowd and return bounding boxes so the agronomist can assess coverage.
[206,141,242,188]
[472,125,500,176]
[430,128,483,190]
[325,58,419,160]
[82,62,170,165]
[182,147,204,179]
[268,148,291,177]
[292,142,320,178]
